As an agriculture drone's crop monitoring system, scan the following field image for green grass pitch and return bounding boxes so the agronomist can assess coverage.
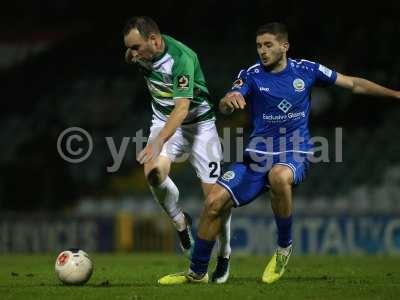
[0,254,399,300]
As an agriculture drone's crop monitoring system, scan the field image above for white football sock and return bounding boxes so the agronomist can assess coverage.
[217,210,232,258]
[172,211,187,232]
[149,176,186,231]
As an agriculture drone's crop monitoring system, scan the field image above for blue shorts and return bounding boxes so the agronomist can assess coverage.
[217,150,311,207]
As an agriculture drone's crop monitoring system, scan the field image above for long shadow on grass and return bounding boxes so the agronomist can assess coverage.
[227,275,342,284]
[0,282,158,288]
[0,275,346,288]
[284,275,341,282]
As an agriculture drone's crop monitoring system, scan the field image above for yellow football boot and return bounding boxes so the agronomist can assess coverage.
[262,245,292,284]
[158,271,208,285]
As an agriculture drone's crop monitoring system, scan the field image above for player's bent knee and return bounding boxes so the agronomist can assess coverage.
[204,192,226,219]
[268,165,293,189]
[146,168,164,187]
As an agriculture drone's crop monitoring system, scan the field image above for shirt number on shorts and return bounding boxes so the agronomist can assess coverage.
[209,162,219,178]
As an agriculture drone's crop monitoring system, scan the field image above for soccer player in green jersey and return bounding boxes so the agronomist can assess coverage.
[123,16,231,283]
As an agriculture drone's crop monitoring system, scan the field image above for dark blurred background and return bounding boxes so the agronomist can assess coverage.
[1,0,400,254]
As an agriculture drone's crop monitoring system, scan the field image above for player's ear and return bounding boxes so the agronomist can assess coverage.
[148,33,158,46]
[282,41,289,52]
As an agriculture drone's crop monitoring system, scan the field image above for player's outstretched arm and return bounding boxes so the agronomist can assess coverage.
[137,98,190,164]
[335,73,400,99]
[219,92,246,115]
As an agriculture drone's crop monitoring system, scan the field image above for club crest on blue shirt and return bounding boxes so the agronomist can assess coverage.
[293,78,305,92]
[222,171,235,181]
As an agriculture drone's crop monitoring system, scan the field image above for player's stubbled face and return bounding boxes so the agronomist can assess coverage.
[256,33,285,67]
[124,28,155,62]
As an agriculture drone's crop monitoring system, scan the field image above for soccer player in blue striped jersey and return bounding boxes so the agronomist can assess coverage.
[158,22,400,285]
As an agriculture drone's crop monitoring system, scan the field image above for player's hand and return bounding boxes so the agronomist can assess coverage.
[137,138,164,164]
[220,91,246,113]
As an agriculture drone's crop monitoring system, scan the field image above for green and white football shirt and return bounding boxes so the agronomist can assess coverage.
[141,35,215,125]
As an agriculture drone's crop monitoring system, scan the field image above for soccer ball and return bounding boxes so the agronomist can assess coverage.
[55,249,94,285]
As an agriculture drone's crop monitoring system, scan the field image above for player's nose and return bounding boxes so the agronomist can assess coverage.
[261,47,269,55]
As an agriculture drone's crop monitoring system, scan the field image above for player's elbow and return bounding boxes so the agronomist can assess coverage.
[175,106,189,120]
[352,78,370,94]
[180,108,189,119]
[348,77,362,94]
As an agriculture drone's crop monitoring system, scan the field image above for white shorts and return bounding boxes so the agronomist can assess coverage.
[148,119,223,183]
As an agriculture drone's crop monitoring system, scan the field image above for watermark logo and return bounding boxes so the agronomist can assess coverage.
[57,127,93,163]
[56,126,343,173]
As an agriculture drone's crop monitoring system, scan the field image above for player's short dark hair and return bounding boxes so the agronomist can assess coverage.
[256,22,288,42]
[123,16,160,39]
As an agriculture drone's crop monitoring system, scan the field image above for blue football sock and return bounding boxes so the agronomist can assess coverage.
[190,237,215,275]
[274,214,293,248]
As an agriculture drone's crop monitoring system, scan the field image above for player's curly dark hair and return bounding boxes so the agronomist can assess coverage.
[256,22,288,42]
[123,16,160,39]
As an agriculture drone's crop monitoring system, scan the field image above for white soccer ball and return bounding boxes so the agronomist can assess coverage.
[55,249,94,285]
